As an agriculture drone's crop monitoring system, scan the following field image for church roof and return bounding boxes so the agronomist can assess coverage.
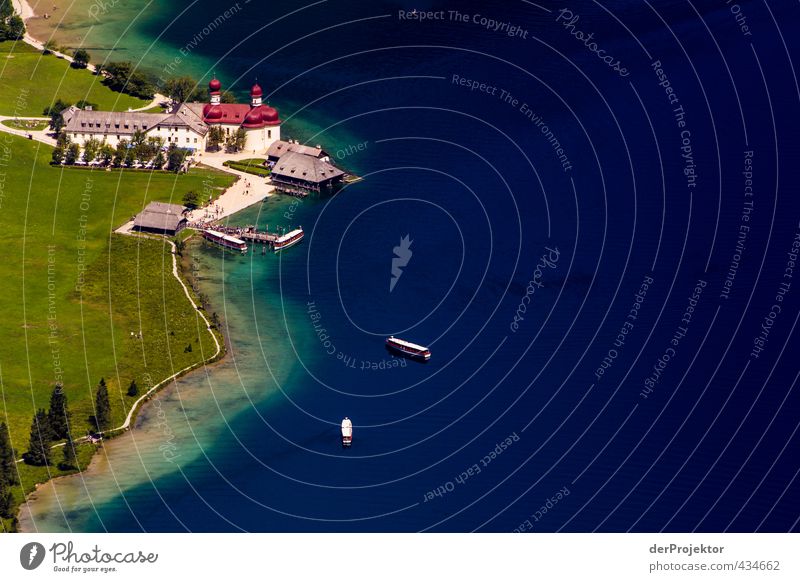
[185,102,245,125]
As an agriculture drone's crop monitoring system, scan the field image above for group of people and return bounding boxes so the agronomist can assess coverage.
[243,179,258,196]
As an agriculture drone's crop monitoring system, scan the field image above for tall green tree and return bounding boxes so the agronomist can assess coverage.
[51,146,65,165]
[127,380,139,397]
[55,131,70,148]
[61,431,78,470]
[182,190,199,209]
[44,99,71,133]
[164,76,201,103]
[48,384,71,440]
[64,143,80,165]
[124,147,136,168]
[167,145,190,172]
[207,126,224,151]
[75,99,98,110]
[82,138,101,164]
[0,12,25,42]
[94,378,111,432]
[113,140,129,167]
[226,128,247,153]
[130,129,147,147]
[101,61,155,99]
[72,48,90,69]
[26,409,53,466]
[0,422,17,485]
[99,143,115,165]
[0,480,13,518]
[153,149,166,170]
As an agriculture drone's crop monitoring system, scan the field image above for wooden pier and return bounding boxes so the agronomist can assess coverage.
[240,230,279,244]
[201,225,301,252]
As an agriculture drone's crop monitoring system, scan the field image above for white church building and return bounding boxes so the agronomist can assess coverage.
[62,79,281,154]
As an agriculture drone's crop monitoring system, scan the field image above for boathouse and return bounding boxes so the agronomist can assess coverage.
[266,140,329,162]
[132,202,188,236]
[270,152,344,196]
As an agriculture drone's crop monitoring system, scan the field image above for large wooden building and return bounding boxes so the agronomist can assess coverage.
[270,151,345,196]
[132,202,188,236]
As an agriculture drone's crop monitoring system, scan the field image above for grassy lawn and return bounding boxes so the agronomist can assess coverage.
[223,158,271,177]
[0,134,234,528]
[0,42,149,115]
[1,119,49,131]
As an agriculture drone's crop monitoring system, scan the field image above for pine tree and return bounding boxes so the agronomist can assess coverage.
[0,422,17,485]
[0,480,13,519]
[127,380,139,397]
[61,431,78,470]
[48,384,70,440]
[95,378,111,432]
[0,421,14,517]
[26,409,53,466]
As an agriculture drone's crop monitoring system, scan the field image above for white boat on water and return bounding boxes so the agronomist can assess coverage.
[341,417,353,447]
[385,336,431,360]
[273,227,304,252]
[202,229,248,254]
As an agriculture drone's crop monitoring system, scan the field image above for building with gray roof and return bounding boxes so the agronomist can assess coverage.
[266,140,328,162]
[270,151,345,195]
[132,202,188,236]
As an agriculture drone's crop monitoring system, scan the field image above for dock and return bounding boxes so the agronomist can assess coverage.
[199,225,302,252]
[241,229,280,244]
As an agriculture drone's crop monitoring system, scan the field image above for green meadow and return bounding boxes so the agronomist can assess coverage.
[0,133,233,529]
[0,41,150,116]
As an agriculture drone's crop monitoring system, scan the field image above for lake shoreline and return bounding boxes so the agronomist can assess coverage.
[16,233,230,532]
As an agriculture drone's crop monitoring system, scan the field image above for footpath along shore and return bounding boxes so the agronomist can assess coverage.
[11,0,98,71]
[10,0,167,109]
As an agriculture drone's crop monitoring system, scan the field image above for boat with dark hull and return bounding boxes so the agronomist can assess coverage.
[385,336,431,361]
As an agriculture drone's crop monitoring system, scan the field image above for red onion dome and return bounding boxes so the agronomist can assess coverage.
[242,108,263,127]
[250,83,263,98]
[209,78,222,93]
[260,105,279,123]
[203,103,223,121]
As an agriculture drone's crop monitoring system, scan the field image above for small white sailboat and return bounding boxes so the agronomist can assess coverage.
[341,417,353,447]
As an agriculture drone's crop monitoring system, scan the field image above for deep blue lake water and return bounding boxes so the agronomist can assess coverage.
[25,0,800,532]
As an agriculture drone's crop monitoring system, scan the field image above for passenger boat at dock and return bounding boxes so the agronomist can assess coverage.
[202,229,248,254]
[273,227,304,252]
[385,336,431,361]
[341,417,353,447]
